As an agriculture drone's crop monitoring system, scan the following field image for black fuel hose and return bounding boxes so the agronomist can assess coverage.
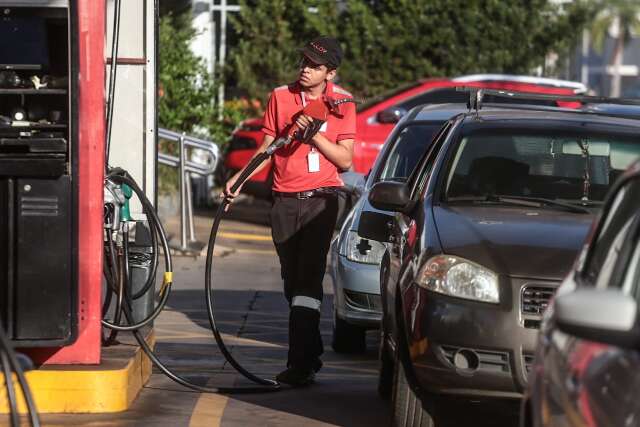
[102,168,280,393]
[0,320,40,427]
[0,351,19,427]
[101,173,170,332]
[103,233,125,345]
[105,0,121,170]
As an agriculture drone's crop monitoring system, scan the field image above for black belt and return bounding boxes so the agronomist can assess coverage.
[273,186,341,200]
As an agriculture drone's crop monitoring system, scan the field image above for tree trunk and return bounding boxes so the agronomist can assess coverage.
[610,33,624,97]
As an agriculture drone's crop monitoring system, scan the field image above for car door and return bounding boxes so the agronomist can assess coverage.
[383,121,455,347]
[541,175,640,427]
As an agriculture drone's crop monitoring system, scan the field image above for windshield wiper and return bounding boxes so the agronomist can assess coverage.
[447,194,590,214]
[562,199,604,207]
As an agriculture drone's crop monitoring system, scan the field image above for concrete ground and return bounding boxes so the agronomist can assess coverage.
[31,196,519,427]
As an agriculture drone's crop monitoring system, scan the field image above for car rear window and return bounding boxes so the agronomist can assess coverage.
[376,124,442,183]
[444,128,640,203]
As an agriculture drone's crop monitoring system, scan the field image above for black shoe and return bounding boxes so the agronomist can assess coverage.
[276,366,315,387]
[313,358,323,373]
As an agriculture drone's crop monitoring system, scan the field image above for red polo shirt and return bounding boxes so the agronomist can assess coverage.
[261,81,356,192]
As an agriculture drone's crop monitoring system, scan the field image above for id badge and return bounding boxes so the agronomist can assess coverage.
[308,149,320,173]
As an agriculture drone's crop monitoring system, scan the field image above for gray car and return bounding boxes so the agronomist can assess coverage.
[328,104,467,353]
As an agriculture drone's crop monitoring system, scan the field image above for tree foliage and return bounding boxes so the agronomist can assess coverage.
[159,12,216,134]
[229,0,339,103]
[158,12,259,193]
[590,0,640,51]
[229,0,593,100]
[159,11,260,144]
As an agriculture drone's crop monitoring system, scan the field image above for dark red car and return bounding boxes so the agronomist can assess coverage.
[222,75,587,196]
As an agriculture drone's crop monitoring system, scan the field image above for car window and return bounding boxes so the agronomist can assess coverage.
[356,81,423,113]
[444,128,640,203]
[583,177,640,289]
[410,121,455,198]
[397,88,468,111]
[376,124,442,183]
[622,237,640,300]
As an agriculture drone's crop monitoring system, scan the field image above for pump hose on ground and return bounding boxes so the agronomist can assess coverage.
[102,164,280,393]
[0,319,40,427]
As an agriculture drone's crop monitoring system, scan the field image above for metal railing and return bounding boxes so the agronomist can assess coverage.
[158,128,220,253]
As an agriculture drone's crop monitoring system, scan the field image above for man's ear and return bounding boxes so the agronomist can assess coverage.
[326,69,337,82]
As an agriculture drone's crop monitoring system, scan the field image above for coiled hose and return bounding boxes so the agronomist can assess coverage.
[102,163,280,393]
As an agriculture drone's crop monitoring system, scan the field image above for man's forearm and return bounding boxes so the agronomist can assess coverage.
[311,134,353,170]
[234,135,275,181]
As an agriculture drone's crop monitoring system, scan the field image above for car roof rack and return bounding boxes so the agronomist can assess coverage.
[452,74,588,93]
[456,86,640,117]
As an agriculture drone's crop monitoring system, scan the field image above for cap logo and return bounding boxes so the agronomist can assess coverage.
[310,42,327,53]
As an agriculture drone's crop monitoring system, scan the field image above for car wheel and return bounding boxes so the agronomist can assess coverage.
[377,327,394,399]
[331,312,366,354]
[392,358,435,427]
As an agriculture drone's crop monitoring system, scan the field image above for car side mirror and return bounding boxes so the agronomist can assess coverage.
[357,211,394,242]
[368,181,411,213]
[555,288,640,349]
[376,107,407,124]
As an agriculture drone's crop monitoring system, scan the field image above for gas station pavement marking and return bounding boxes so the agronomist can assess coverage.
[217,231,272,241]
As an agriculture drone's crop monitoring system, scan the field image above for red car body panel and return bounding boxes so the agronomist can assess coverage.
[224,118,270,182]
[224,78,584,185]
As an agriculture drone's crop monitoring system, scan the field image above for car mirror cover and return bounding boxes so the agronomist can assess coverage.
[555,288,640,349]
[368,181,411,213]
[357,211,394,243]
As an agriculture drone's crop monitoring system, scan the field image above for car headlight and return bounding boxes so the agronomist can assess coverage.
[341,230,386,264]
[416,255,499,303]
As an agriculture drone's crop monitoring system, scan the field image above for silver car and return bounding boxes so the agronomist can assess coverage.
[329,104,466,353]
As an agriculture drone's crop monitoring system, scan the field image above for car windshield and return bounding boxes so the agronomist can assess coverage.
[444,128,640,206]
[376,123,442,183]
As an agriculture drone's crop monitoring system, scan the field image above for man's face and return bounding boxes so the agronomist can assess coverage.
[298,56,336,88]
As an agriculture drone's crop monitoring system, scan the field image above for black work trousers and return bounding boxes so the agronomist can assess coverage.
[270,192,339,370]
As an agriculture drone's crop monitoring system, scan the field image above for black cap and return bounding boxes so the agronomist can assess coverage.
[299,36,343,69]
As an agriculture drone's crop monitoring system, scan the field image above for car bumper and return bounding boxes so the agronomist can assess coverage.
[402,278,556,399]
[329,250,382,329]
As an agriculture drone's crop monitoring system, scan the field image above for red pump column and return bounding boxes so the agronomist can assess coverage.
[31,0,105,365]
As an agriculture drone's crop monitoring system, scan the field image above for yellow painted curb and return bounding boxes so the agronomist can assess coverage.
[0,332,155,414]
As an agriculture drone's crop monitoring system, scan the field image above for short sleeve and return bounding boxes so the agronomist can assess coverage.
[336,101,356,142]
[261,92,278,138]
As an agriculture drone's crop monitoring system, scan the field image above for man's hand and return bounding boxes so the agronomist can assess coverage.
[294,114,313,132]
[220,173,242,211]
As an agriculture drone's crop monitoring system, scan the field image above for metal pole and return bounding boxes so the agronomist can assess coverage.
[581,29,590,89]
[186,171,196,243]
[217,0,227,115]
[179,133,188,250]
[210,0,216,81]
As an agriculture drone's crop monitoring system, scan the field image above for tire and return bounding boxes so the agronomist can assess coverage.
[392,359,435,427]
[331,313,366,354]
[377,329,394,399]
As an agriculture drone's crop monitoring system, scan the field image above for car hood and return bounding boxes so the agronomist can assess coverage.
[433,205,594,280]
